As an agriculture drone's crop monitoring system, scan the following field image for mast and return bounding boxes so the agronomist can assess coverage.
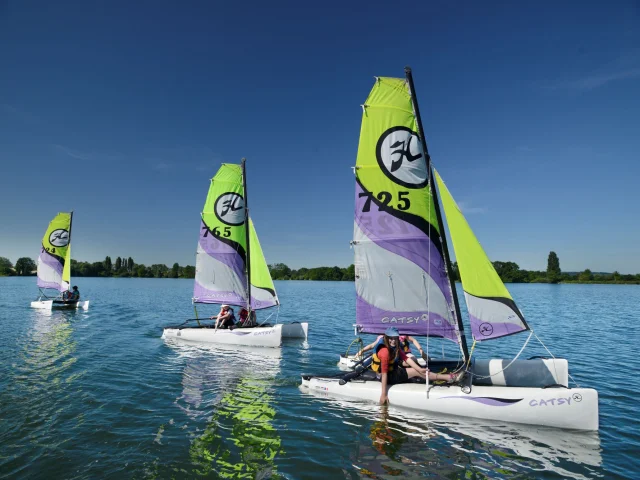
[404,66,470,362]
[241,158,252,312]
[68,210,74,283]
[68,210,74,246]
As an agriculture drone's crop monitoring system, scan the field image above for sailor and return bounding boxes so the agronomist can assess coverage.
[357,332,425,364]
[63,286,80,302]
[237,307,257,327]
[211,304,236,329]
[69,286,80,301]
[372,327,462,405]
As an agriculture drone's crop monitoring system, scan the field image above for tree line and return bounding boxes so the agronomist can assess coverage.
[0,256,196,279]
[267,251,640,284]
[3,251,640,284]
[268,263,355,281]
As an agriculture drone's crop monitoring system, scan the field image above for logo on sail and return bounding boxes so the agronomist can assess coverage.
[376,126,428,188]
[49,229,70,247]
[215,192,245,226]
[479,322,494,336]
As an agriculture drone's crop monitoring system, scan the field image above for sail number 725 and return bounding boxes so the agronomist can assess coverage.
[359,191,410,212]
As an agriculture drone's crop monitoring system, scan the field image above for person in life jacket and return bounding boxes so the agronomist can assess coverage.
[237,307,257,328]
[373,327,464,405]
[211,304,236,329]
[358,333,424,365]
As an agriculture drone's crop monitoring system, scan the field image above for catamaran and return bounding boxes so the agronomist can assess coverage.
[162,159,308,347]
[300,68,598,431]
[31,211,90,310]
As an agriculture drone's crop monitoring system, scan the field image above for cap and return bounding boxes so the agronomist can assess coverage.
[384,326,400,338]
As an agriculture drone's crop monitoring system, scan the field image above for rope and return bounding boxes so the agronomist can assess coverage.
[258,305,279,326]
[345,337,364,358]
[465,339,477,370]
[532,331,579,387]
[472,330,533,379]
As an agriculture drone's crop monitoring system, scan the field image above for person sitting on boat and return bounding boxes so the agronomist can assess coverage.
[69,286,80,301]
[237,307,257,328]
[62,286,80,302]
[373,327,462,405]
[358,332,424,364]
[211,304,235,329]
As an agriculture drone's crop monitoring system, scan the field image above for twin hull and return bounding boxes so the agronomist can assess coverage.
[300,376,598,431]
[162,322,308,348]
[30,300,90,310]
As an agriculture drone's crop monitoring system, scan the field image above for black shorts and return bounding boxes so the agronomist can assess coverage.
[387,367,409,385]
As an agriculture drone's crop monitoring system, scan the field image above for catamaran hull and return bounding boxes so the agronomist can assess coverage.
[162,324,283,348]
[281,322,308,339]
[30,300,90,310]
[300,376,598,431]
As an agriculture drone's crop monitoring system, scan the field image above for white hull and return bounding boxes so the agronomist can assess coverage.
[163,324,283,348]
[30,300,90,310]
[300,376,598,431]
[281,322,308,339]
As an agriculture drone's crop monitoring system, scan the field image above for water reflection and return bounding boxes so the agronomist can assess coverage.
[164,340,283,478]
[301,388,602,479]
[0,309,83,476]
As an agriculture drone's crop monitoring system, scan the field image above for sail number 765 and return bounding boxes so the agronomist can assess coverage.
[202,226,231,238]
[359,191,410,212]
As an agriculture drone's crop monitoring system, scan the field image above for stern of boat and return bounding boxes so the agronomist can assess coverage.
[281,322,308,339]
[30,300,53,310]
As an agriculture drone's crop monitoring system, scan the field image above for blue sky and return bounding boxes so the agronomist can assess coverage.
[1,1,639,273]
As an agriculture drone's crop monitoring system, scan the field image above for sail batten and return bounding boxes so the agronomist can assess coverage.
[353,76,460,340]
[434,169,529,341]
[36,212,72,292]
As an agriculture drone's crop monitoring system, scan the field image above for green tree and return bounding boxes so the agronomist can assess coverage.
[343,264,355,281]
[15,257,37,275]
[493,261,522,283]
[269,263,292,280]
[546,251,561,283]
[135,264,147,277]
[104,256,112,275]
[578,269,593,282]
[150,264,169,278]
[115,257,122,271]
[0,257,14,275]
[127,257,134,272]
[170,263,180,278]
[182,265,196,278]
[451,262,461,281]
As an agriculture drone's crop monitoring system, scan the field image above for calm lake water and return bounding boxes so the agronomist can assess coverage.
[0,277,638,479]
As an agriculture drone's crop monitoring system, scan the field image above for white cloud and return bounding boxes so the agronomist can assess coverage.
[457,201,487,215]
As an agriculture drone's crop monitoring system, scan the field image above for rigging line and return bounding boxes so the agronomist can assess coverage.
[532,331,578,387]
[423,272,430,398]
[388,272,396,308]
[472,331,533,379]
[258,305,279,327]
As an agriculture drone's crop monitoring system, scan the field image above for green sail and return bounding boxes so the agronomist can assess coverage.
[194,163,249,306]
[37,212,73,292]
[62,243,71,285]
[353,76,459,340]
[248,218,279,309]
[434,169,529,341]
